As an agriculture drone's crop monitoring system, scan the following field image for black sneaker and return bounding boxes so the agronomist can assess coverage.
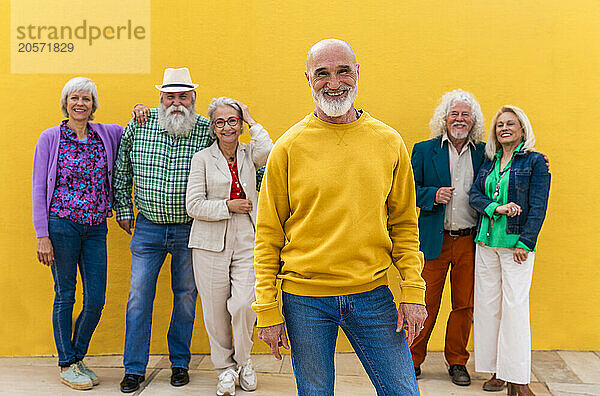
[448,364,471,386]
[120,374,145,393]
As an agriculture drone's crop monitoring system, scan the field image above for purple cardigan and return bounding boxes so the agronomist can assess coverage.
[32,123,124,237]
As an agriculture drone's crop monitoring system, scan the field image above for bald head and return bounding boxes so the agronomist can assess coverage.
[305,39,359,121]
[306,39,356,71]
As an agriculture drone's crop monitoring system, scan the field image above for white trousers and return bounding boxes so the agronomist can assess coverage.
[474,244,535,384]
[192,214,257,374]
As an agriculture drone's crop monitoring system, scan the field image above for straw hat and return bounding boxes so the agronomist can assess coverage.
[155,67,199,92]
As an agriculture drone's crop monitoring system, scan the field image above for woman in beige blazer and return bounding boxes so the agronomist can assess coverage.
[186,97,273,396]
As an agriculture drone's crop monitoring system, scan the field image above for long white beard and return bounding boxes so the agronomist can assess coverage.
[158,103,198,137]
[311,82,357,117]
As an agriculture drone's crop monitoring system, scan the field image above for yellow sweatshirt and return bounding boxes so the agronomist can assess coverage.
[253,112,425,327]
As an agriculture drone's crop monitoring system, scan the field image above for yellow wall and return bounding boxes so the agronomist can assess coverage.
[1,0,599,357]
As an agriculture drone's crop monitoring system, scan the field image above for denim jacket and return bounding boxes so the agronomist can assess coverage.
[469,149,550,251]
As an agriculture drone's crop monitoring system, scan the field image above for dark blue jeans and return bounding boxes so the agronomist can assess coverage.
[283,286,419,396]
[48,216,108,368]
[123,214,197,375]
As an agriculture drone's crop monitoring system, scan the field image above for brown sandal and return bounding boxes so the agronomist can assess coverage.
[507,382,535,396]
[483,373,505,392]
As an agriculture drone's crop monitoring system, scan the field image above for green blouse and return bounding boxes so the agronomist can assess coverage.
[474,142,532,252]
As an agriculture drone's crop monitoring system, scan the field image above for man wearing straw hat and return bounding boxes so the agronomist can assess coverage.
[113,67,211,393]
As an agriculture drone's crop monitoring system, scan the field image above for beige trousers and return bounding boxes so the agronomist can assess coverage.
[474,244,535,384]
[192,214,257,373]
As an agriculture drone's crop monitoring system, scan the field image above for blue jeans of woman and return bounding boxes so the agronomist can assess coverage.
[48,216,108,367]
[282,285,420,396]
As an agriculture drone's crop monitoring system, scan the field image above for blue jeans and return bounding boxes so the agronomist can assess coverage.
[48,216,107,368]
[282,286,419,396]
[123,214,197,375]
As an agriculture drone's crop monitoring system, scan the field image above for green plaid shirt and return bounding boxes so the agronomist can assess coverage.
[113,108,213,224]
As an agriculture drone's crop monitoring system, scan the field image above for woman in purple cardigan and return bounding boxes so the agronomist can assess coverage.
[32,77,123,390]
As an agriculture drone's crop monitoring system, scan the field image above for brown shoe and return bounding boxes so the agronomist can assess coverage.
[483,374,505,392]
[507,383,535,396]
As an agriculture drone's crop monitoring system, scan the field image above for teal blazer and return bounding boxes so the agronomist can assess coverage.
[410,136,485,259]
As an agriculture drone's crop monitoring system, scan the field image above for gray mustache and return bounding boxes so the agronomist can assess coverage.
[321,84,352,94]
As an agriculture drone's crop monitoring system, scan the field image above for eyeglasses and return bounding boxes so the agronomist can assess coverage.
[213,117,241,128]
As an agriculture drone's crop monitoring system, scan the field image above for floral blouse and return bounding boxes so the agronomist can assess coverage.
[49,121,110,225]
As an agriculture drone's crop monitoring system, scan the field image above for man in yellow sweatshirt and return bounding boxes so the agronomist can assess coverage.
[253,38,427,395]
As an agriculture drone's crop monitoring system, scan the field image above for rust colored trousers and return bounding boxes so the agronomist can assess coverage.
[410,233,474,367]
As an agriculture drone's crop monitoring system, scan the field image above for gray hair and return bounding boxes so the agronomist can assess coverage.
[207,97,243,140]
[429,89,485,143]
[485,105,536,160]
[60,77,99,120]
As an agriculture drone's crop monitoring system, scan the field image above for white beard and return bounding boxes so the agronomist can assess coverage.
[311,82,357,117]
[448,122,470,140]
[158,103,198,137]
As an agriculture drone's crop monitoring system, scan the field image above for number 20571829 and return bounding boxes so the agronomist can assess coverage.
[18,42,74,52]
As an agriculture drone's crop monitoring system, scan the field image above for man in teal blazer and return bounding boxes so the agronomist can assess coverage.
[409,90,486,387]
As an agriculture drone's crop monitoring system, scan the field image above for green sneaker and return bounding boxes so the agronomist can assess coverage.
[59,364,93,390]
[76,361,99,386]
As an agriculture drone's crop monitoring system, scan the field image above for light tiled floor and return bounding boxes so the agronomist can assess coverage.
[0,351,598,395]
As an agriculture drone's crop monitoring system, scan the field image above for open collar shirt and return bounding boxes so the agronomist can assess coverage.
[441,133,479,230]
[113,108,212,224]
[474,142,532,251]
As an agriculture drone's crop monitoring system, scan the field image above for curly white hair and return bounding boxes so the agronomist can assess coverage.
[429,89,485,143]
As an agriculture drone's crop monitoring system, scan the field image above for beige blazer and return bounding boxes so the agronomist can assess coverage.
[186,124,273,251]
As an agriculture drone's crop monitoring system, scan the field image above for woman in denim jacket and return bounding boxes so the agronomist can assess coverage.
[469,105,550,396]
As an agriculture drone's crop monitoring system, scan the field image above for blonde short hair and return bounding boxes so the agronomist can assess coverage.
[485,105,536,160]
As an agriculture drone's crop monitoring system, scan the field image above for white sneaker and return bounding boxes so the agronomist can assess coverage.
[238,360,257,391]
[216,368,238,396]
